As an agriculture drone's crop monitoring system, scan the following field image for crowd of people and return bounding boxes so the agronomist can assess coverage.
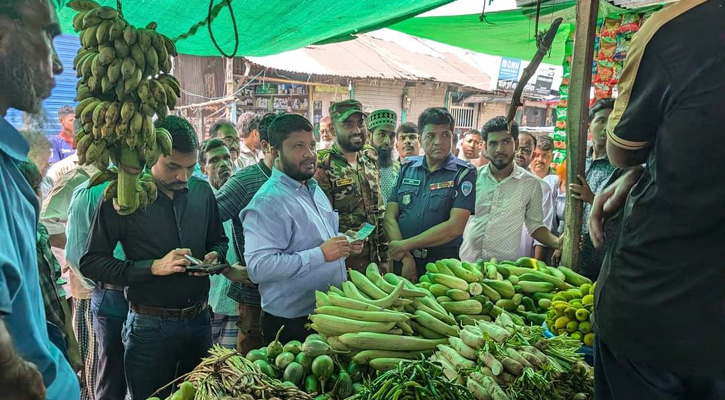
[1,1,722,400]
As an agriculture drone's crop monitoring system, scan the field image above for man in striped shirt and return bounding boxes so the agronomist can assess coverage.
[215,113,276,354]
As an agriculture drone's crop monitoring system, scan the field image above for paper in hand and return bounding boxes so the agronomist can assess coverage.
[347,223,375,242]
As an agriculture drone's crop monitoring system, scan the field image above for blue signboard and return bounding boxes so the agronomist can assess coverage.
[497,57,521,91]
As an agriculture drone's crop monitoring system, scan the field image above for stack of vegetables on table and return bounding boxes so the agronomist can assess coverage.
[245,330,365,398]
[416,258,593,334]
[68,0,181,215]
[431,313,593,400]
[309,264,457,370]
[145,258,596,399]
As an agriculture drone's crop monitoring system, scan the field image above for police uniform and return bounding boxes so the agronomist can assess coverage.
[389,152,476,277]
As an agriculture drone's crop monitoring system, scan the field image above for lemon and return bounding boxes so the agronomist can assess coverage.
[579,321,591,334]
[575,309,590,322]
[583,332,595,347]
[579,283,592,297]
[590,281,597,295]
[570,301,583,309]
[566,321,579,333]
[571,331,583,341]
[582,294,595,306]
[564,308,577,320]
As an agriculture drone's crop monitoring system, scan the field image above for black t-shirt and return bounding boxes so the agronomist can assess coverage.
[596,0,725,377]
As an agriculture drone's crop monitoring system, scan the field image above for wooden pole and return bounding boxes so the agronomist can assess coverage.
[562,0,599,271]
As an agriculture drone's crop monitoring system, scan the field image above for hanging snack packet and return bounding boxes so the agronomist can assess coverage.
[612,61,625,84]
[598,36,617,60]
[618,13,641,34]
[600,16,622,38]
[594,83,613,100]
[595,60,614,83]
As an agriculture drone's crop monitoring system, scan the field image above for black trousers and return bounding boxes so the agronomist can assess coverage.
[595,337,725,400]
[259,310,310,345]
[393,246,460,278]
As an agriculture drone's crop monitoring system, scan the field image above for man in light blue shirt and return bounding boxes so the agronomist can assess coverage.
[242,114,362,344]
[0,1,80,399]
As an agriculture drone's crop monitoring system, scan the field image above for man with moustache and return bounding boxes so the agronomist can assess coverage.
[515,132,556,260]
[0,1,80,399]
[384,108,476,280]
[459,129,486,167]
[242,114,363,343]
[315,100,387,273]
[461,116,561,263]
[530,135,555,179]
[237,112,264,169]
[81,116,229,399]
[318,116,335,150]
[396,122,420,161]
[210,120,242,171]
[198,138,239,348]
[368,109,399,203]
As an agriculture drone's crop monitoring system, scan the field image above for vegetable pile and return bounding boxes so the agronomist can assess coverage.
[432,314,593,400]
[245,330,365,399]
[346,359,475,400]
[543,282,597,347]
[417,258,593,330]
[310,264,455,370]
[68,0,181,215]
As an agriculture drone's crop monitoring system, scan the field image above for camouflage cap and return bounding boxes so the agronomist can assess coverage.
[329,99,366,122]
[368,109,397,131]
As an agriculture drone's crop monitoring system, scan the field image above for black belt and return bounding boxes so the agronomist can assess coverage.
[98,283,124,291]
[130,302,207,320]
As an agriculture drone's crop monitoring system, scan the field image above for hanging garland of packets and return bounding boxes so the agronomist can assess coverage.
[552,11,655,168]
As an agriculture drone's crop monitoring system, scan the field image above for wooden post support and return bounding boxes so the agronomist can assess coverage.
[562,0,599,271]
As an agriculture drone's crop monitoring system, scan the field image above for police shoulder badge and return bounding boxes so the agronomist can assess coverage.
[461,181,473,197]
[402,193,412,206]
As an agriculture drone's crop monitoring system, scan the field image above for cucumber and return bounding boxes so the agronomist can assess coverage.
[557,266,593,286]
[435,260,455,276]
[428,283,450,297]
[518,280,556,294]
[545,266,567,281]
[483,279,515,299]
[425,263,439,274]
[440,300,483,315]
[479,282,501,301]
[495,264,511,278]
[518,270,575,290]
[522,296,537,312]
[446,288,471,301]
[496,299,517,311]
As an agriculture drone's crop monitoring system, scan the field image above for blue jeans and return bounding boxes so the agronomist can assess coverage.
[122,307,212,399]
[91,288,129,400]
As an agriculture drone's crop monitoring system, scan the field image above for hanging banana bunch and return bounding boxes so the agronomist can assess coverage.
[69,0,180,215]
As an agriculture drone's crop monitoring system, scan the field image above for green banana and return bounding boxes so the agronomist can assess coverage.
[101,76,113,94]
[75,84,92,101]
[98,46,115,65]
[95,19,111,44]
[81,24,99,47]
[137,29,152,52]
[107,58,122,83]
[151,32,165,54]
[68,0,101,12]
[116,121,129,137]
[94,147,110,171]
[140,103,156,117]
[75,97,98,118]
[144,181,158,203]
[124,68,142,93]
[103,179,118,201]
[158,74,180,97]
[114,38,129,59]
[162,35,178,57]
[136,80,152,103]
[144,145,160,168]
[72,11,89,32]
[81,99,102,123]
[130,44,145,70]
[82,53,96,79]
[162,84,178,109]
[114,84,126,102]
[149,79,167,106]
[144,47,159,74]
[92,101,110,127]
[88,168,117,188]
[108,19,126,41]
[123,25,137,46]
[105,102,120,125]
[97,6,119,20]
[156,128,172,156]
[120,102,136,122]
[82,8,102,29]
[73,127,88,148]
[129,112,143,136]
[91,54,107,78]
[88,76,101,94]
[144,125,157,149]
[120,57,136,79]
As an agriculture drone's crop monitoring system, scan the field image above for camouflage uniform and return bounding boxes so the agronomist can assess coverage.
[315,142,388,273]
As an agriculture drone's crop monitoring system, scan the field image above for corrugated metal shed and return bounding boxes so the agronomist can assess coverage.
[6,34,80,136]
[246,31,492,91]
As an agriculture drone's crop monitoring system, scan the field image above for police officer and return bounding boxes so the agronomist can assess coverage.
[383,107,476,281]
[315,100,388,273]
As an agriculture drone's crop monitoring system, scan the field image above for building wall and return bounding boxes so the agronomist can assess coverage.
[477,102,509,129]
[352,79,405,123]
[406,82,448,127]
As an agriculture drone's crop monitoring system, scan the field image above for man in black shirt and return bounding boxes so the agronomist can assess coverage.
[589,1,725,399]
[81,116,228,399]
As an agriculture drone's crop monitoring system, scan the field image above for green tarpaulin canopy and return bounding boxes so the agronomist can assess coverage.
[56,0,454,57]
[390,1,642,64]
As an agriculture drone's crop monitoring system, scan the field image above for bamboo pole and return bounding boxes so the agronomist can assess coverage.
[562,0,599,271]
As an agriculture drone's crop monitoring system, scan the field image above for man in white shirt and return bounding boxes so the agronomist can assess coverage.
[515,132,556,260]
[461,117,561,262]
[236,112,264,168]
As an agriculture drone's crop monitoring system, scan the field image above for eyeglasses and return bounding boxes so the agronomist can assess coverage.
[516,147,533,155]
